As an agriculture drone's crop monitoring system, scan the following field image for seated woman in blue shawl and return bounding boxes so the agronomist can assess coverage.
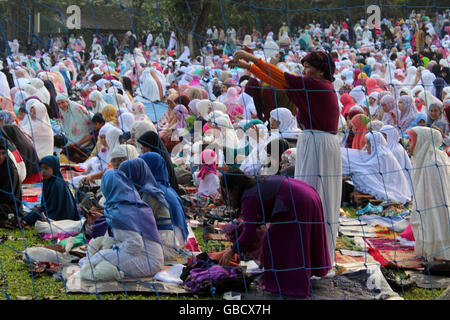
[119,158,184,262]
[140,152,189,251]
[22,156,80,226]
[79,169,164,281]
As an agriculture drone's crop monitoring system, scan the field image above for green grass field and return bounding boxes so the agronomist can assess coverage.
[0,225,445,300]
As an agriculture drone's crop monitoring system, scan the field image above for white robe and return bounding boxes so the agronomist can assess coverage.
[409,127,450,261]
[295,130,342,265]
[21,101,54,160]
[341,131,411,204]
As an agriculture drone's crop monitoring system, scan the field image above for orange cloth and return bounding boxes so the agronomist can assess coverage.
[351,114,369,150]
[249,58,287,89]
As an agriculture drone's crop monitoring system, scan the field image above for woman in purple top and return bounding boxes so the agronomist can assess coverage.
[218,168,331,298]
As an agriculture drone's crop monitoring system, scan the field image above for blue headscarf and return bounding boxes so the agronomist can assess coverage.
[408,113,428,129]
[101,169,161,243]
[39,156,79,221]
[403,113,428,139]
[362,65,372,78]
[59,70,72,91]
[140,152,189,241]
[118,158,169,209]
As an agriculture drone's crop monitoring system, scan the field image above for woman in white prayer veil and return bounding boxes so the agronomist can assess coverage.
[269,107,301,141]
[210,115,239,165]
[406,126,450,262]
[404,66,417,90]
[133,48,147,66]
[167,32,177,52]
[263,32,279,61]
[13,89,28,111]
[240,123,269,175]
[341,131,412,204]
[179,46,191,63]
[136,68,160,103]
[29,78,51,106]
[418,90,441,112]
[151,67,167,98]
[22,84,39,100]
[131,120,157,152]
[22,99,54,160]
[349,85,368,108]
[278,31,291,49]
[379,125,413,197]
[384,61,396,84]
[89,90,108,114]
[419,70,436,97]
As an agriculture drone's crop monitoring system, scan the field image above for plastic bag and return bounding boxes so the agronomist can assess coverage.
[35,218,86,235]
[80,260,124,281]
[23,247,76,266]
[87,233,114,257]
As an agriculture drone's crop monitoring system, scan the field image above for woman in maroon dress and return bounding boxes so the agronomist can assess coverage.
[218,168,331,298]
[233,50,342,265]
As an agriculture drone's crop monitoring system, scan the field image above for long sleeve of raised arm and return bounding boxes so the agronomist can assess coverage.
[254,58,288,86]
[249,63,286,90]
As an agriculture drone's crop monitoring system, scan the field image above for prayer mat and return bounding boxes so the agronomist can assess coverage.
[66,265,191,294]
[364,238,423,269]
[244,265,401,300]
[339,224,378,237]
[22,184,42,204]
[335,250,378,271]
[62,169,84,182]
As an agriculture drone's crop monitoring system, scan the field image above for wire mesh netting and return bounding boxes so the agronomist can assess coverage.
[0,0,449,301]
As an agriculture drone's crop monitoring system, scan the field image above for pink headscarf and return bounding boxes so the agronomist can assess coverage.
[198,149,218,179]
[189,75,201,88]
[224,87,240,114]
[174,104,189,129]
[231,105,244,123]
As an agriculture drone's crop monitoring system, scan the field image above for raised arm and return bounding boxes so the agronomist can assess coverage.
[234,50,287,89]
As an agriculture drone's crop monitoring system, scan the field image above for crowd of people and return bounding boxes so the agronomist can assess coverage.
[0,8,449,298]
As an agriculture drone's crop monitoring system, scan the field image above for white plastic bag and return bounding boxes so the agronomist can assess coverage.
[34,218,86,235]
[87,233,114,257]
[23,247,76,266]
[80,260,124,281]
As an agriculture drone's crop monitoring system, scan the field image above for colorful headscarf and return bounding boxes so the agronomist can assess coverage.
[351,114,370,150]
[398,95,418,132]
[101,104,118,124]
[198,149,218,180]
[0,110,16,125]
[174,104,189,130]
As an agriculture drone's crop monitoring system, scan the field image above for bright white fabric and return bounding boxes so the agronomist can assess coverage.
[89,90,108,114]
[109,144,139,161]
[193,171,220,199]
[117,111,135,133]
[380,125,413,197]
[105,127,123,162]
[138,69,160,102]
[341,131,412,204]
[22,100,54,159]
[409,127,450,261]
[79,228,164,280]
[29,78,51,105]
[270,107,301,140]
[263,35,279,60]
[295,130,342,264]
[0,72,10,99]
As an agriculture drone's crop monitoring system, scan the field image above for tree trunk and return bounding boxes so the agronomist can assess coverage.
[189,0,213,56]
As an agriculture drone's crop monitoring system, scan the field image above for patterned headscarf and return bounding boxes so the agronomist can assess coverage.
[0,110,16,125]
